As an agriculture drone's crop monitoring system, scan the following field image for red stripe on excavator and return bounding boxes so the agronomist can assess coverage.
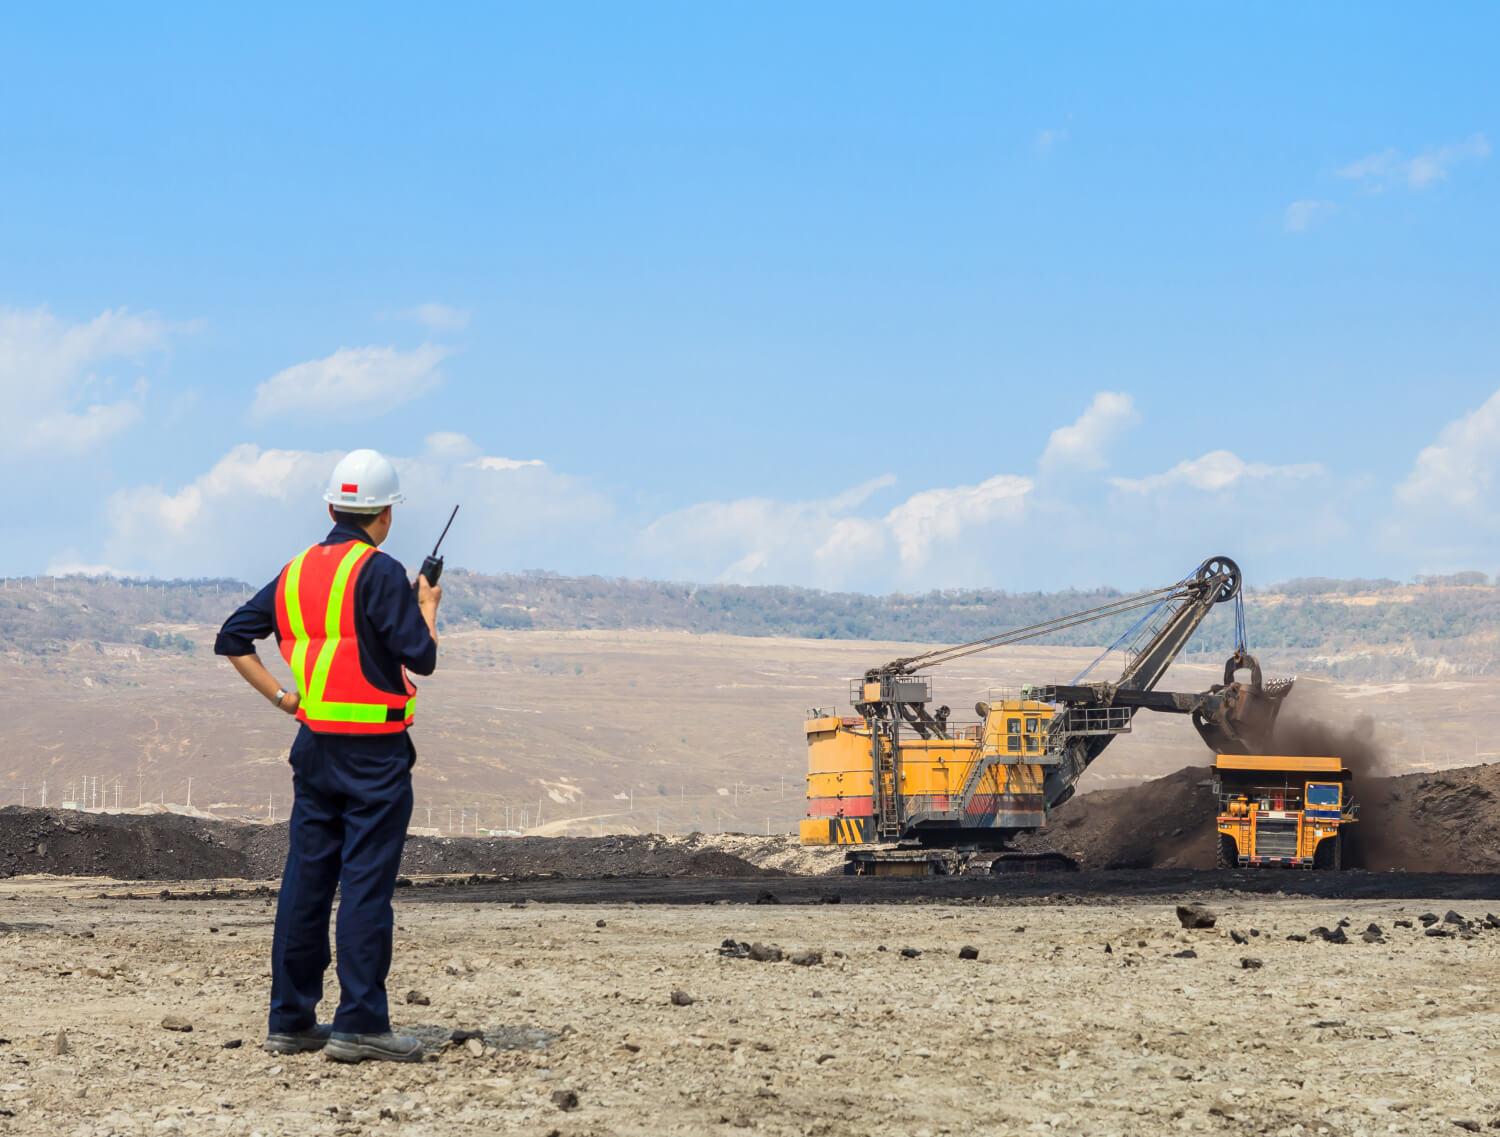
[806,797,874,818]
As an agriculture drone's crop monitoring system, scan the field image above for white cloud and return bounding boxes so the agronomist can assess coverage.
[467,456,545,472]
[250,344,450,422]
[1392,386,1500,542]
[0,306,171,459]
[1338,134,1490,191]
[1035,128,1068,153]
[1039,392,1138,473]
[78,388,1365,592]
[1111,450,1323,494]
[400,302,471,333]
[885,475,1032,570]
[102,441,613,580]
[423,431,481,461]
[637,476,897,587]
[1283,199,1336,233]
[638,469,1035,588]
[44,560,131,578]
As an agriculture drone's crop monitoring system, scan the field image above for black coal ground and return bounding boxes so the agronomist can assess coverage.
[0,808,773,882]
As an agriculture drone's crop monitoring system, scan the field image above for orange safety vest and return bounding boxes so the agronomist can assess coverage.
[273,540,416,735]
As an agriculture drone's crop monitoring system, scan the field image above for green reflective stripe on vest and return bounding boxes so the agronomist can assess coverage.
[299,543,396,723]
[301,543,371,718]
[282,550,312,697]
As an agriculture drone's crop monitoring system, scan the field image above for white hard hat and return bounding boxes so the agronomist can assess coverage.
[323,449,406,512]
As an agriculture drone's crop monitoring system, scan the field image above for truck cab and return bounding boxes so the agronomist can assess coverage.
[1213,754,1357,869]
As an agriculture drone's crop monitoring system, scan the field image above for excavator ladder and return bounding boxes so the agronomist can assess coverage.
[872,727,903,839]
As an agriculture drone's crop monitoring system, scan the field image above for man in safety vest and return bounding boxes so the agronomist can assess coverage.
[214,449,440,1063]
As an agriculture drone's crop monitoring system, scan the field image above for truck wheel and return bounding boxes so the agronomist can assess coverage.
[1313,833,1343,871]
[1216,834,1238,869]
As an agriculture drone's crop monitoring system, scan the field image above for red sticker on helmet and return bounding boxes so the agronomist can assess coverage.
[341,483,359,493]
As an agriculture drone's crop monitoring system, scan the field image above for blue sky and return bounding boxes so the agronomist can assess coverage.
[2,3,1497,591]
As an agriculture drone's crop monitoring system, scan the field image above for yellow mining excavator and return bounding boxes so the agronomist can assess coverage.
[800,556,1295,874]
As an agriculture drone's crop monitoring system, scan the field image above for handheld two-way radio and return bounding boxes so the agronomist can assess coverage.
[418,505,460,588]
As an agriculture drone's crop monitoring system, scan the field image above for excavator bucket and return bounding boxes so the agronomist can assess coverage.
[1193,651,1294,755]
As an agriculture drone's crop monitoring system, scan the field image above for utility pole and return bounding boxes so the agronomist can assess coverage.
[40,780,46,808]
[138,771,144,807]
[268,793,274,823]
[186,777,193,809]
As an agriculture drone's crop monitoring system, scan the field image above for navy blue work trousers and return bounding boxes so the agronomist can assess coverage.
[268,727,415,1036]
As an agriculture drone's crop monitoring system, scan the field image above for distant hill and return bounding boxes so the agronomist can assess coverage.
[2,568,1496,680]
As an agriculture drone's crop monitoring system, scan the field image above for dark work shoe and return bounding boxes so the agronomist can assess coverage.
[324,1031,424,1063]
[262,1024,332,1054]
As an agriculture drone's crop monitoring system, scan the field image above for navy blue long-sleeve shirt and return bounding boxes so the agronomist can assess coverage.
[215,522,437,755]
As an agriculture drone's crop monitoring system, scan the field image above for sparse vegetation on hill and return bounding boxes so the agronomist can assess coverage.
[2,569,1495,679]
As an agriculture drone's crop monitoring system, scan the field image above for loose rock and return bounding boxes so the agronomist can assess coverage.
[958,946,979,960]
[670,990,695,1006]
[160,1015,193,1032]
[550,1090,580,1112]
[1240,957,1263,970]
[405,990,431,1006]
[1176,904,1217,929]
[789,950,823,967]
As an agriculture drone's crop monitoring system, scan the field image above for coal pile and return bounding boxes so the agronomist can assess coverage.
[1023,760,1500,872]
[397,833,775,879]
[0,807,283,880]
[0,808,774,882]
[1019,767,1219,870]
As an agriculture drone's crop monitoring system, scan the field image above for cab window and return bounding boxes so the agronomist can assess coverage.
[1006,718,1021,752]
[1306,783,1340,808]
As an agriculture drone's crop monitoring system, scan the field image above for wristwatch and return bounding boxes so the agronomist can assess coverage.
[274,688,288,706]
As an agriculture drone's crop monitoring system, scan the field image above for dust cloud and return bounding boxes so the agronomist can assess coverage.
[1271,685,1396,867]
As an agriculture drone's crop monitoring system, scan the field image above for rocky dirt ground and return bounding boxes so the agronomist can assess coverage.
[1,879,1497,1136]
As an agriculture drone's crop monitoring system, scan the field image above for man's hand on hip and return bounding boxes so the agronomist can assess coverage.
[278,689,301,716]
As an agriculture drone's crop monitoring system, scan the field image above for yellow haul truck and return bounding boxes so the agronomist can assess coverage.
[1214,754,1357,869]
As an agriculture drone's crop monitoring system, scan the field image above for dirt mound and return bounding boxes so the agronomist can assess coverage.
[1351,762,1500,872]
[1026,760,1500,872]
[668,832,848,876]
[398,833,777,879]
[0,809,775,882]
[1021,767,1219,869]
[0,806,281,880]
